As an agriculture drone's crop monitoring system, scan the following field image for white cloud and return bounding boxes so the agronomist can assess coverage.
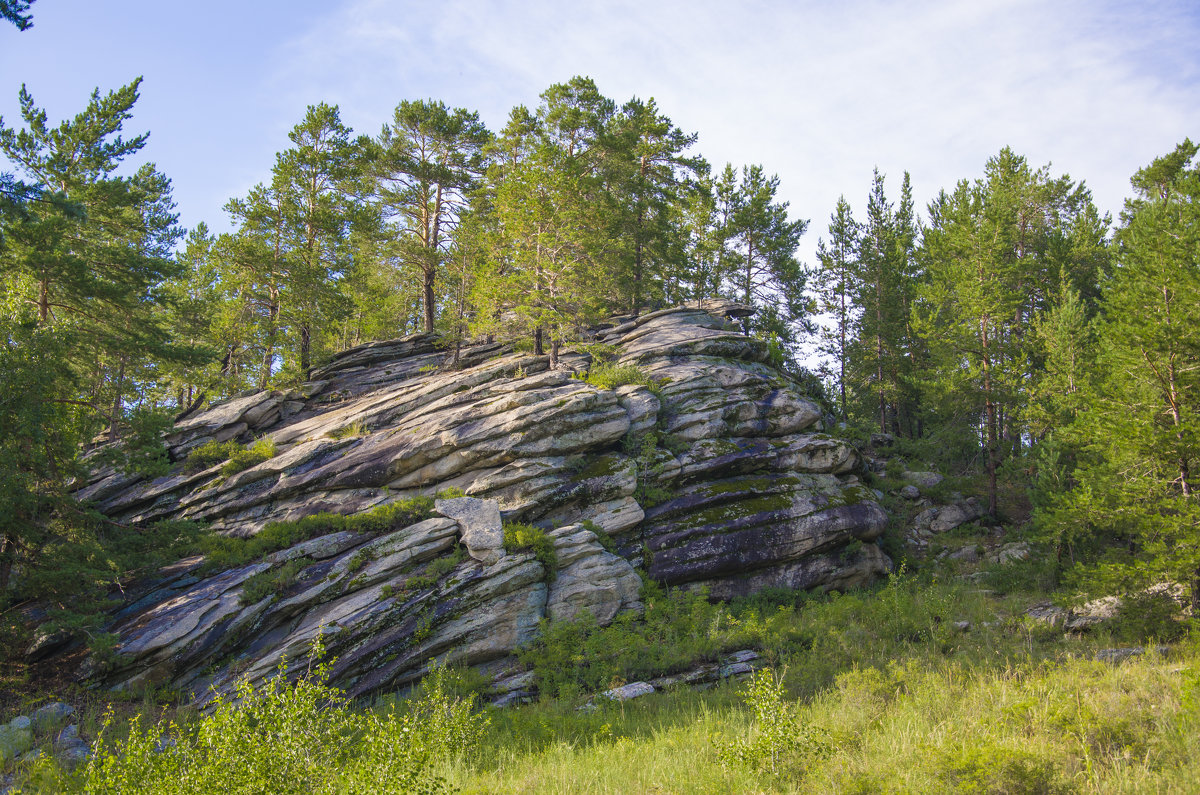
[262,0,1199,258]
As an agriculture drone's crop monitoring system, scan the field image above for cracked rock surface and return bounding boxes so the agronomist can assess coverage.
[63,301,890,701]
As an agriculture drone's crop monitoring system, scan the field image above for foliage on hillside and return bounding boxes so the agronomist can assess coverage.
[6,570,1196,792]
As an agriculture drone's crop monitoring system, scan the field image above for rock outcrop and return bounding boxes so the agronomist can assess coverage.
[64,301,890,701]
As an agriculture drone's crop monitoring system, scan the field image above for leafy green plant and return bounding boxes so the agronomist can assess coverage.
[68,642,485,794]
[222,437,276,475]
[717,668,835,775]
[434,486,466,500]
[502,523,557,580]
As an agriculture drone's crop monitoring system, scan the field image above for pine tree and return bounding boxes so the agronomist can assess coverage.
[831,170,922,436]
[0,0,35,30]
[271,103,363,377]
[1039,141,1200,605]
[374,100,490,333]
[719,164,810,352]
[918,149,1106,514]
[609,97,703,313]
[474,80,621,365]
[0,79,187,431]
[813,196,859,421]
[0,77,199,614]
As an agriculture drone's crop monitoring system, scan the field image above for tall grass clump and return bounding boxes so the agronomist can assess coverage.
[185,438,276,475]
[502,523,557,581]
[577,362,665,396]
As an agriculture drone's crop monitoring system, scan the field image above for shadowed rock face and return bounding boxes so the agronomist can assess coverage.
[68,301,890,700]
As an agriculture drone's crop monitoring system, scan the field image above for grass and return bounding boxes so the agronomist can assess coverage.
[325,420,366,440]
[438,574,1199,793]
[197,496,435,572]
[438,643,1200,794]
[184,438,276,476]
[502,523,558,581]
[5,568,1199,792]
[576,362,666,396]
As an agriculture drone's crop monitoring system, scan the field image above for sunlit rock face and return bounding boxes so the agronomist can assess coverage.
[68,301,890,700]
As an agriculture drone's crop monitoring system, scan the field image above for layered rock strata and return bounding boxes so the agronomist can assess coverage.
[66,301,890,700]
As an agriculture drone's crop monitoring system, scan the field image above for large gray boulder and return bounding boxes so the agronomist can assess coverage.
[60,302,891,702]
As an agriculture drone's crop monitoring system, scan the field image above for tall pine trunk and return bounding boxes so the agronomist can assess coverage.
[981,317,999,516]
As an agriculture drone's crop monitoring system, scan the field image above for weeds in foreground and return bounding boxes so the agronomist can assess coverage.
[22,649,488,794]
[8,577,1200,793]
[717,668,834,776]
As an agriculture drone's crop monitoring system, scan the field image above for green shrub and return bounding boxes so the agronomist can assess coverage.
[1109,590,1188,643]
[502,523,557,580]
[404,547,467,593]
[582,520,618,553]
[185,440,240,472]
[717,668,835,776]
[222,437,276,475]
[345,549,371,573]
[624,431,674,508]
[518,586,751,699]
[185,438,276,476]
[96,406,175,477]
[434,486,466,500]
[575,342,620,365]
[2,517,206,663]
[935,742,1069,794]
[67,648,486,794]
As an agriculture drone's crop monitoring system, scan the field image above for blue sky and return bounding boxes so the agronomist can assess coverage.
[2,0,1199,263]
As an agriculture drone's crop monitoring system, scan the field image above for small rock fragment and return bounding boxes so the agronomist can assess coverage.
[599,681,655,702]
